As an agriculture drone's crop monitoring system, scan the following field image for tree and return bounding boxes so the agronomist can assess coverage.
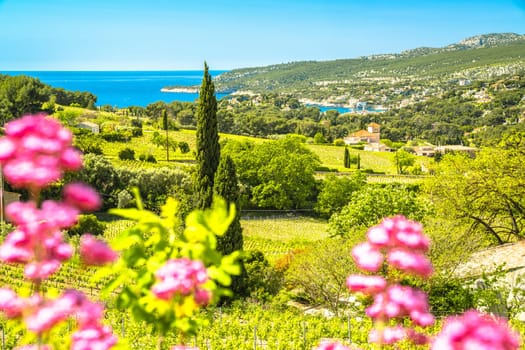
[222,137,320,210]
[285,238,358,314]
[162,109,169,162]
[329,184,429,237]
[395,149,416,174]
[194,63,220,209]
[214,155,246,297]
[315,172,366,218]
[426,137,525,245]
[344,147,350,168]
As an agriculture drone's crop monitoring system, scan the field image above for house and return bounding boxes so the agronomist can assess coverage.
[413,146,436,157]
[1,190,21,221]
[77,121,100,134]
[454,240,525,320]
[435,145,478,157]
[364,143,391,152]
[344,123,381,145]
[367,122,380,133]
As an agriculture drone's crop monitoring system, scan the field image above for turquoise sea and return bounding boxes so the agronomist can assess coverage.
[1,70,228,108]
[1,70,359,113]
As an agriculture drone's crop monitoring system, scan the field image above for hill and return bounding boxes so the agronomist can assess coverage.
[214,33,525,106]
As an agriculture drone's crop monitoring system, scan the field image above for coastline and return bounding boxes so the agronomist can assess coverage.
[161,87,200,93]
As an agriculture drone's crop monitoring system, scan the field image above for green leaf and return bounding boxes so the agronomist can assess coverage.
[109,207,159,223]
[207,266,232,286]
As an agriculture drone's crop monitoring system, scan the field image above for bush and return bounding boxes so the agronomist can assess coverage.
[118,147,135,160]
[333,139,345,146]
[100,131,130,142]
[138,154,146,161]
[423,277,475,316]
[244,250,282,302]
[117,189,135,208]
[145,154,157,163]
[178,141,190,154]
[131,127,143,137]
[67,214,106,237]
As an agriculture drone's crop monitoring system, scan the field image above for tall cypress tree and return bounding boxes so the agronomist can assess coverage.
[344,147,350,168]
[195,62,220,209]
[214,155,246,297]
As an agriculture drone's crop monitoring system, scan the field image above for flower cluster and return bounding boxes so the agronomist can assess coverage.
[152,258,211,306]
[0,114,118,349]
[80,234,118,266]
[346,216,434,345]
[0,289,117,349]
[432,310,520,350]
[0,183,102,280]
[0,114,82,190]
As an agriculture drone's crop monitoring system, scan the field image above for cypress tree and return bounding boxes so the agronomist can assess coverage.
[194,62,220,209]
[162,109,169,162]
[214,155,246,297]
[214,155,243,255]
[357,153,361,169]
[344,147,350,168]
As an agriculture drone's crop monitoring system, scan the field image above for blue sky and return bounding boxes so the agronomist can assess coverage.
[0,0,524,70]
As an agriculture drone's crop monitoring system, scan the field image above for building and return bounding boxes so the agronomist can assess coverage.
[413,146,436,157]
[454,240,525,320]
[364,143,391,152]
[344,123,381,145]
[435,145,478,157]
[1,190,21,221]
[77,121,100,134]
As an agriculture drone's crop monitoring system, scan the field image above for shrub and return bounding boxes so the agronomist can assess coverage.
[146,154,157,163]
[100,131,130,142]
[178,141,190,154]
[67,214,106,237]
[118,147,135,160]
[131,127,143,137]
[333,138,345,146]
[244,250,282,302]
[118,148,135,160]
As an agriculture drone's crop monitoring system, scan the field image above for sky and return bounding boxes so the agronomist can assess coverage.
[0,0,525,70]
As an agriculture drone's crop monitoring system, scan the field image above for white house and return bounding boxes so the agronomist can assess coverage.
[77,121,100,134]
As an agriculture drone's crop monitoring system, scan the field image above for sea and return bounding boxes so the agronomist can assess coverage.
[1,70,357,113]
[1,70,228,108]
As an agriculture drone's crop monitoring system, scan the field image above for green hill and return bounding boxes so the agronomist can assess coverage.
[214,33,525,103]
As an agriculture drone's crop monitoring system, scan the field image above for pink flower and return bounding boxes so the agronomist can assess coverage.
[366,225,391,247]
[63,183,102,212]
[71,324,117,350]
[369,326,408,344]
[351,242,383,272]
[387,249,433,278]
[194,289,212,306]
[24,260,62,281]
[152,258,209,300]
[0,114,82,189]
[80,234,118,266]
[41,200,79,228]
[432,310,520,350]
[25,297,73,334]
[346,275,386,294]
[0,138,16,160]
[0,288,25,318]
[314,341,352,350]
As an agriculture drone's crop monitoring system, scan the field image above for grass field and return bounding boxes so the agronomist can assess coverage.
[241,216,329,261]
[60,106,433,176]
